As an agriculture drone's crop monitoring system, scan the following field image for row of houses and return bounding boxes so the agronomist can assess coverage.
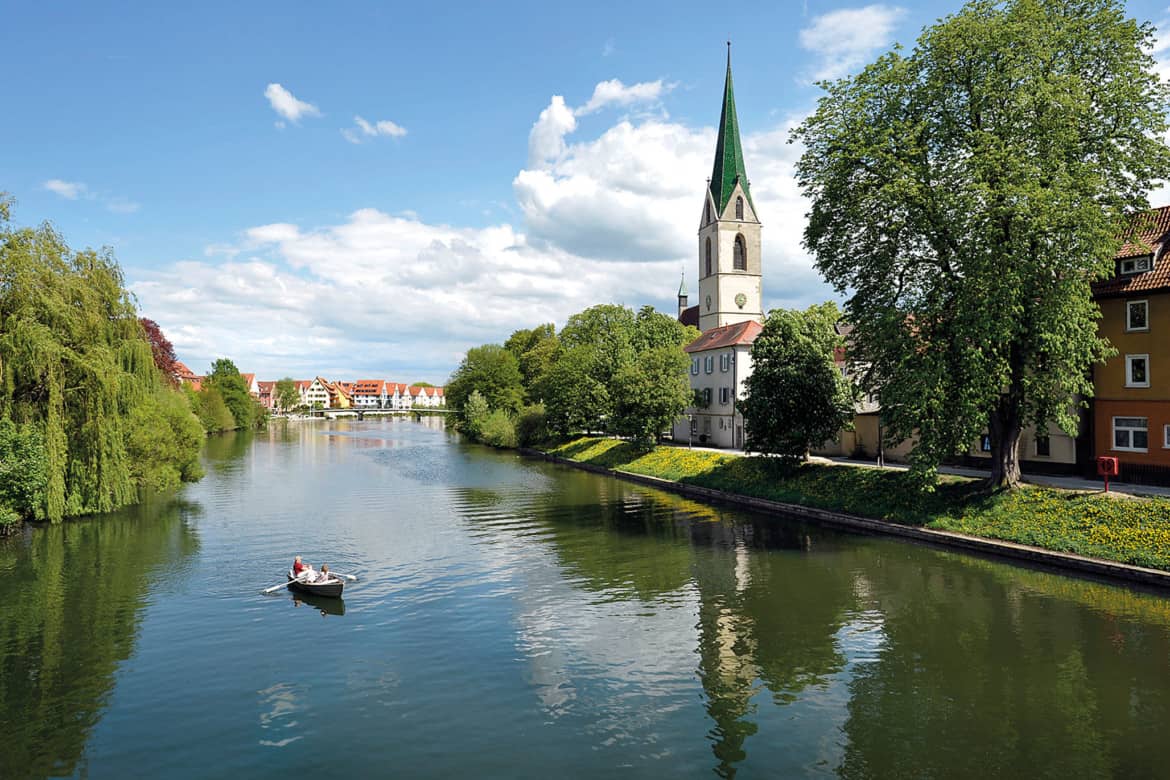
[172,365,445,412]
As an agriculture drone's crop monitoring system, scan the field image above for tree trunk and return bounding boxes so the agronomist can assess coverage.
[987,398,1023,490]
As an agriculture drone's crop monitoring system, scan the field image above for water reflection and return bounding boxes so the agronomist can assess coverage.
[0,497,199,780]
[291,593,346,617]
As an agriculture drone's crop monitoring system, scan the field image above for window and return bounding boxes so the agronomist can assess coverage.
[1126,354,1150,387]
[719,387,730,405]
[704,201,712,225]
[703,416,712,434]
[980,435,992,452]
[733,235,747,271]
[691,357,700,375]
[1120,255,1153,275]
[720,353,730,372]
[704,356,714,374]
[735,196,744,220]
[705,237,712,277]
[1165,424,1170,449]
[1035,435,1050,457]
[1113,416,1149,451]
[1127,300,1149,331]
[690,417,698,434]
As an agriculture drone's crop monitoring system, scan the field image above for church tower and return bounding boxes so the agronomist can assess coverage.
[698,46,763,333]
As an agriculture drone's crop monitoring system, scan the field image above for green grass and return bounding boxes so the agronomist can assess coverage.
[546,437,1170,571]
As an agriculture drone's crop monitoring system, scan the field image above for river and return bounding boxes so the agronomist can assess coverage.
[2,418,1169,778]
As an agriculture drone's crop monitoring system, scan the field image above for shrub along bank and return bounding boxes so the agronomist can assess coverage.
[545,438,1170,572]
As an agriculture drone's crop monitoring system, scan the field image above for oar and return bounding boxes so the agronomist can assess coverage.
[330,572,358,581]
[262,580,291,594]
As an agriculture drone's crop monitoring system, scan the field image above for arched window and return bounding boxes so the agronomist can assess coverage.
[704,201,712,224]
[734,235,747,270]
[735,196,744,220]
[705,237,712,276]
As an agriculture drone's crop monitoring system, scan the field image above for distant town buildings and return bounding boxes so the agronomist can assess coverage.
[172,365,445,413]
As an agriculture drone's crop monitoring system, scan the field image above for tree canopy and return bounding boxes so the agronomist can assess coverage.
[446,344,524,420]
[740,304,855,461]
[0,197,204,522]
[792,0,1170,487]
[275,377,301,412]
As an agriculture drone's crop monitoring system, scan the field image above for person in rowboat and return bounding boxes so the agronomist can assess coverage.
[293,555,313,579]
[315,564,333,583]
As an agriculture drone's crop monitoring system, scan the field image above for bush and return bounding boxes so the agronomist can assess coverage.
[515,405,548,447]
[0,419,48,522]
[479,409,518,449]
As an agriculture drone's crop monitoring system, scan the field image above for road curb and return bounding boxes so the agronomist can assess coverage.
[520,448,1170,590]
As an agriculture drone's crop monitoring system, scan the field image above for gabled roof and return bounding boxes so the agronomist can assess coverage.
[1093,205,1170,298]
[684,319,763,353]
[709,47,755,215]
[352,379,386,395]
[679,304,700,329]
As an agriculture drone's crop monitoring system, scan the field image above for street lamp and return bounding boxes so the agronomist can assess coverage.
[687,414,694,448]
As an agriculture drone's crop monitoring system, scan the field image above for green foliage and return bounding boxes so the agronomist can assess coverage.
[205,358,256,429]
[478,409,518,449]
[515,404,548,447]
[189,386,236,433]
[549,437,1170,571]
[504,323,560,402]
[124,390,205,490]
[0,206,204,521]
[632,305,699,353]
[792,0,1170,487]
[611,345,692,450]
[274,377,301,413]
[538,346,610,436]
[447,344,524,418]
[0,419,48,525]
[461,390,491,440]
[741,303,855,461]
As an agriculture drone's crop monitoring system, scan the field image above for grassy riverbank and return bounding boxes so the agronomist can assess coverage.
[546,437,1170,571]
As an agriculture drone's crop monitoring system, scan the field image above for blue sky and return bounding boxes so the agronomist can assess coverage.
[3,0,1169,383]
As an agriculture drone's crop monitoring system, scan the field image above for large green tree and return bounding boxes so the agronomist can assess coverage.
[504,323,560,402]
[611,346,692,449]
[446,344,524,418]
[205,358,256,429]
[740,304,855,461]
[539,346,611,436]
[275,377,301,413]
[792,0,1170,488]
[0,197,203,521]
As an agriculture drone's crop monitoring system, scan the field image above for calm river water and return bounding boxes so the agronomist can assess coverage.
[3,418,1170,778]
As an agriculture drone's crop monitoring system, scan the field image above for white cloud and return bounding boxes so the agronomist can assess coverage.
[133,79,835,382]
[344,115,408,143]
[799,4,907,81]
[43,179,86,199]
[264,83,322,123]
[576,78,671,116]
[527,95,577,167]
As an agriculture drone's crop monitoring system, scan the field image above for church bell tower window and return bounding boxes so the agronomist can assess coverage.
[705,238,712,277]
[733,235,746,271]
[735,196,744,220]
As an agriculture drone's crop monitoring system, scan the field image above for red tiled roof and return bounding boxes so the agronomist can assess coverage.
[678,305,699,329]
[1093,205,1170,298]
[684,320,763,353]
[352,380,386,395]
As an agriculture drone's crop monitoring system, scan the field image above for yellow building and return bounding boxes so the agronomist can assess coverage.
[1091,207,1170,482]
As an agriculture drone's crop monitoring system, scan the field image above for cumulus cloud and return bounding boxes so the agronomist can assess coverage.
[342,115,408,144]
[576,79,671,116]
[133,77,835,381]
[43,179,86,199]
[799,4,907,81]
[264,83,322,124]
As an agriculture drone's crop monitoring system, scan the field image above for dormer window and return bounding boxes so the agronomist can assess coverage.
[1120,255,1153,275]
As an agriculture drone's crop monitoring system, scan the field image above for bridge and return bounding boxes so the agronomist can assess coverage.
[317,408,451,421]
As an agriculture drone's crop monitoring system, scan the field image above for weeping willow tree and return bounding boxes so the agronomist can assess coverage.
[0,196,203,523]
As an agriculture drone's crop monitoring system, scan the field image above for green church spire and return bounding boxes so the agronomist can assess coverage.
[709,44,754,215]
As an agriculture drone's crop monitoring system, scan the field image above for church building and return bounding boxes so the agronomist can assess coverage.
[673,49,764,449]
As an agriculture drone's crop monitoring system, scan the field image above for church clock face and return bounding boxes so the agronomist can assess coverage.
[735,293,747,309]
[705,295,712,311]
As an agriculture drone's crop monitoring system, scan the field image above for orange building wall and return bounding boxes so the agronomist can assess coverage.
[1094,291,1170,466]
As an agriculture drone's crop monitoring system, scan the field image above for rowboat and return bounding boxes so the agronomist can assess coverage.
[286,569,344,598]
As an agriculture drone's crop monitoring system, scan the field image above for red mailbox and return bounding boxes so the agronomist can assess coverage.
[1096,456,1119,492]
